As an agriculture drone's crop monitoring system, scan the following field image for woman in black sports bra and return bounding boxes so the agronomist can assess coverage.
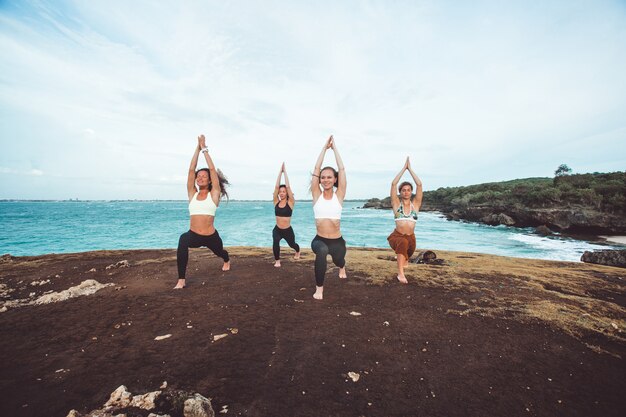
[272,162,300,267]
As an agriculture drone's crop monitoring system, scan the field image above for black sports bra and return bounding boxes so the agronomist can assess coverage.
[275,201,293,217]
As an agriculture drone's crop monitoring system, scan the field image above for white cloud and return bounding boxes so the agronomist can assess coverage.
[1,0,625,200]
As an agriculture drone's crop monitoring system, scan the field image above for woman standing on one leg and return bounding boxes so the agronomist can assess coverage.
[272,162,301,267]
[387,157,423,284]
[174,135,230,289]
[311,135,347,300]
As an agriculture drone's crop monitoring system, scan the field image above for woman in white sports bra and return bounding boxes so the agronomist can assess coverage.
[174,135,230,289]
[387,157,423,284]
[310,135,347,300]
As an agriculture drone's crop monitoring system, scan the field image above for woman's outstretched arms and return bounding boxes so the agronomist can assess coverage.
[406,158,423,210]
[311,136,332,201]
[330,136,347,202]
[390,157,409,209]
[273,163,283,205]
[187,140,202,201]
[283,163,295,207]
[198,135,221,203]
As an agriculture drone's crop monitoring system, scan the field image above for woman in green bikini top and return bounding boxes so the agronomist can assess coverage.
[387,157,423,284]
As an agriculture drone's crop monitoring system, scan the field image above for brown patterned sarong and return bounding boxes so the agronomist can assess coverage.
[387,229,416,261]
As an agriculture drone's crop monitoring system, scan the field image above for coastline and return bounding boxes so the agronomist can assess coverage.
[1,247,624,416]
[600,235,626,245]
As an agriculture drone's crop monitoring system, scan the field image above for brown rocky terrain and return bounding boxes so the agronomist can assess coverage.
[0,247,625,417]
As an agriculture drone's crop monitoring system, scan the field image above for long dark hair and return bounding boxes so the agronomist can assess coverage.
[196,168,229,200]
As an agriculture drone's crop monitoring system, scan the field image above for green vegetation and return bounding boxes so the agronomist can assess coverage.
[424,171,626,214]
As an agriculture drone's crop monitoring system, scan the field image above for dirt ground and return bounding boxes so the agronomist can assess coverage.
[0,247,625,417]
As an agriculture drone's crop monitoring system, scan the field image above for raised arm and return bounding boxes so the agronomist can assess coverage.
[311,136,332,201]
[283,163,295,207]
[198,135,221,204]
[273,163,283,205]
[406,158,423,210]
[187,141,202,200]
[330,136,347,202]
[390,158,409,209]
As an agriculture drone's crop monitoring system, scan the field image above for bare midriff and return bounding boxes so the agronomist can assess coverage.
[276,216,292,229]
[394,221,416,236]
[315,219,342,239]
[190,215,216,235]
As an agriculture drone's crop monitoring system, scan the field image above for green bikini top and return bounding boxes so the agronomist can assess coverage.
[394,203,418,223]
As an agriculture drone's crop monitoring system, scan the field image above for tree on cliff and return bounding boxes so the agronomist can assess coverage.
[554,164,572,177]
[554,164,573,186]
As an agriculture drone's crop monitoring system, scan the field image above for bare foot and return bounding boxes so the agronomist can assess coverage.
[222,261,230,271]
[313,286,324,300]
[173,279,186,289]
[274,260,281,267]
[397,274,408,284]
[294,252,301,260]
[339,267,347,279]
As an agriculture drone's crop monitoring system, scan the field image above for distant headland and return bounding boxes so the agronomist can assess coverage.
[363,170,626,236]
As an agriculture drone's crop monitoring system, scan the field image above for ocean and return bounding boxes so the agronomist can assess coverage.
[0,200,620,261]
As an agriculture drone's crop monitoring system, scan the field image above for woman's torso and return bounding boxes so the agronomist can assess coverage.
[393,200,418,235]
[189,191,218,235]
[275,199,293,229]
[313,192,342,239]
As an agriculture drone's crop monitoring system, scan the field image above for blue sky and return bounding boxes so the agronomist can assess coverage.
[1,0,625,200]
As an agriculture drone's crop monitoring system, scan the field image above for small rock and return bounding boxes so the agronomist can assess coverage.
[535,225,552,236]
[610,322,618,330]
[35,280,114,305]
[348,372,360,382]
[116,260,130,268]
[293,299,304,303]
[213,334,228,342]
[228,328,238,334]
[349,312,362,316]
[155,334,172,341]
[106,260,130,270]
[130,390,161,410]
[383,321,390,326]
[219,405,228,414]
[104,385,133,409]
[87,268,97,273]
[183,393,215,417]
[160,381,168,389]
[66,410,82,417]
[0,306,7,313]
[581,249,626,268]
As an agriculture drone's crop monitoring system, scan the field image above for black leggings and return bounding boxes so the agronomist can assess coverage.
[177,230,229,279]
[311,235,346,286]
[272,225,300,260]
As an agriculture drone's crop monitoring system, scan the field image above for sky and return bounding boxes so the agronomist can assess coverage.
[1,0,625,200]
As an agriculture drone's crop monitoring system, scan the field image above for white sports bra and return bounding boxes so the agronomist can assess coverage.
[313,192,342,220]
[189,192,217,216]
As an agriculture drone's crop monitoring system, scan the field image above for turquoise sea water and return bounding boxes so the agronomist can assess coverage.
[0,201,620,261]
